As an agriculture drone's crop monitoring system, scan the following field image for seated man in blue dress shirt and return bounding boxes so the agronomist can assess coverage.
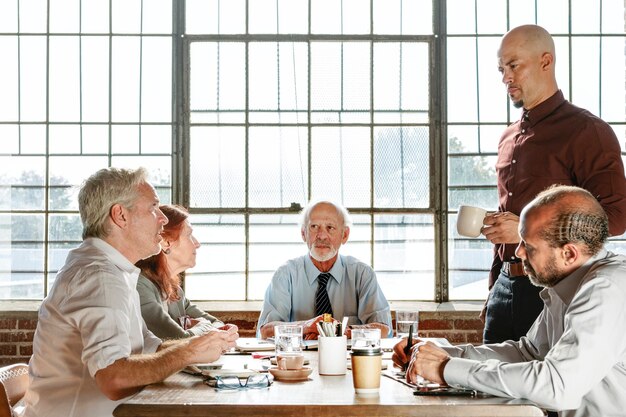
[257,200,392,340]
[392,185,626,417]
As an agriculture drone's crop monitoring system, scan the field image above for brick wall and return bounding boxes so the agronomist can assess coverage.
[0,309,484,365]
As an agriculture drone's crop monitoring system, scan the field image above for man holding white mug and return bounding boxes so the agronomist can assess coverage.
[478,24,626,344]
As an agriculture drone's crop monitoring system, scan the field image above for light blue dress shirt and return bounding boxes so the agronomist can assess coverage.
[257,254,392,337]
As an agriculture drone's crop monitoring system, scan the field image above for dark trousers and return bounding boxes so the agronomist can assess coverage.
[483,271,544,344]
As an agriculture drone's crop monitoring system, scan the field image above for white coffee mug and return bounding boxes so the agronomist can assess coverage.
[457,205,487,238]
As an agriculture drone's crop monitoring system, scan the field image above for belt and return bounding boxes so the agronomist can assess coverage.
[502,261,527,277]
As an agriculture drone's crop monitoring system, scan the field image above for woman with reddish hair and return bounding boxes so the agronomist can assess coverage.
[136,204,236,339]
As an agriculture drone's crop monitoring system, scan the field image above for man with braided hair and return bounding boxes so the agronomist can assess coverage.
[393,185,626,417]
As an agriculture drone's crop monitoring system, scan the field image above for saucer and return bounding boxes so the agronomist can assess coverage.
[268,367,312,381]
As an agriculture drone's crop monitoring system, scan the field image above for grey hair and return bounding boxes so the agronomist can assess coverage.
[78,167,149,239]
[529,185,608,256]
[299,200,353,230]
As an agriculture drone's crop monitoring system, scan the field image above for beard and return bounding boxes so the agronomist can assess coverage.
[511,97,524,108]
[523,254,567,288]
[309,242,338,262]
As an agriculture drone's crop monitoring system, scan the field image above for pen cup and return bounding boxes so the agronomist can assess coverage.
[318,336,347,375]
[350,347,382,394]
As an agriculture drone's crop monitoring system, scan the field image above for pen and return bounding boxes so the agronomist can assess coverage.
[404,323,413,357]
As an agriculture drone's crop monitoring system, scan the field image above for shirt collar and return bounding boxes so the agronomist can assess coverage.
[305,254,345,285]
[547,247,608,306]
[523,89,565,126]
[86,237,141,276]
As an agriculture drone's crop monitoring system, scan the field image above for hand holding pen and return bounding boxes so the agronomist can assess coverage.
[402,324,414,371]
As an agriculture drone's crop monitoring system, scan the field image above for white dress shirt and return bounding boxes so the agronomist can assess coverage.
[443,249,626,417]
[22,238,162,417]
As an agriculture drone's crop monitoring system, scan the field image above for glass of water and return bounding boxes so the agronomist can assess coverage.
[395,310,419,338]
[274,325,303,367]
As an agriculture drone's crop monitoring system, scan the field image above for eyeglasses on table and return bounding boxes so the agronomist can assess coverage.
[208,374,273,390]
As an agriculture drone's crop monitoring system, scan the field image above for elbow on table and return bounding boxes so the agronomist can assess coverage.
[95,367,142,401]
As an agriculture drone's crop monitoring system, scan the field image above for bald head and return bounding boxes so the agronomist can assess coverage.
[501,25,555,59]
[522,185,608,256]
[497,24,558,109]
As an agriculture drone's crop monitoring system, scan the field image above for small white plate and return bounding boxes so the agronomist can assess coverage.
[268,367,313,381]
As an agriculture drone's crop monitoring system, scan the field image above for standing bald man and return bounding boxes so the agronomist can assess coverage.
[479,25,626,343]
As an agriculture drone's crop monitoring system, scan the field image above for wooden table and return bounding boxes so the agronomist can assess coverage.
[114,352,545,417]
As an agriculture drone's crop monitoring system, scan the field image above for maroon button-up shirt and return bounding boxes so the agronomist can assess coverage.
[489,90,626,287]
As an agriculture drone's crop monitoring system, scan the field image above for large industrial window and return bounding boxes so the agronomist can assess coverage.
[1,0,625,302]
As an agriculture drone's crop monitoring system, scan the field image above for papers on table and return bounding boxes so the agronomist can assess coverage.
[235,337,275,352]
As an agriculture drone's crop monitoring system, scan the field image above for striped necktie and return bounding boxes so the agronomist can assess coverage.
[315,272,334,317]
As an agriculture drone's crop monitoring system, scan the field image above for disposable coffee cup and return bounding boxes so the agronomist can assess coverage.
[318,336,347,375]
[457,205,488,238]
[350,347,383,394]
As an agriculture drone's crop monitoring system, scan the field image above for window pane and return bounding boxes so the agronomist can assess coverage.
[448,213,491,301]
[141,37,172,122]
[446,0,476,35]
[19,0,48,33]
[248,42,309,120]
[49,36,80,122]
[81,0,110,33]
[374,43,429,121]
[111,36,140,122]
[248,127,309,207]
[20,36,47,121]
[374,214,435,300]
[0,37,19,121]
[476,0,506,34]
[313,0,370,35]
[447,38,477,122]
[0,1,18,33]
[186,0,246,35]
[142,0,172,34]
[374,0,432,35]
[49,125,81,154]
[190,127,245,208]
[311,127,371,207]
[374,127,430,208]
[249,214,302,300]
[112,0,141,33]
[190,42,246,116]
[601,39,626,122]
[311,42,371,113]
[537,0,569,33]
[50,0,79,33]
[249,0,307,34]
[571,37,600,115]
[572,0,601,33]
[82,36,110,122]
[186,214,246,300]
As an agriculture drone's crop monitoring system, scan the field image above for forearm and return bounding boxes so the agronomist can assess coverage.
[95,339,192,400]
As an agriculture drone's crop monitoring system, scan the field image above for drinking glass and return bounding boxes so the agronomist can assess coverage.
[274,325,303,367]
[395,310,419,338]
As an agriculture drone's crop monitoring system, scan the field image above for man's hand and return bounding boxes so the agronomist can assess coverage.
[482,211,520,244]
[302,315,333,340]
[391,337,415,370]
[217,323,239,333]
[406,341,450,385]
[187,326,239,364]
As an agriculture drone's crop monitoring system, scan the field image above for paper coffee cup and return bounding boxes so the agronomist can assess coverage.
[457,205,487,238]
[350,348,382,394]
[318,336,347,375]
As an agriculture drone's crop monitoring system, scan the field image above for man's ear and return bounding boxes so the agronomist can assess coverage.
[341,226,350,244]
[301,228,307,243]
[110,204,127,229]
[561,243,579,265]
[541,52,554,71]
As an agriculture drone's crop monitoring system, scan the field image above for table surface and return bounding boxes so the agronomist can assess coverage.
[114,348,545,417]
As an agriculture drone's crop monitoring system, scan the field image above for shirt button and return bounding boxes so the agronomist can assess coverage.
[508,192,513,196]
[512,160,516,164]
[511,256,516,260]
[521,129,526,134]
